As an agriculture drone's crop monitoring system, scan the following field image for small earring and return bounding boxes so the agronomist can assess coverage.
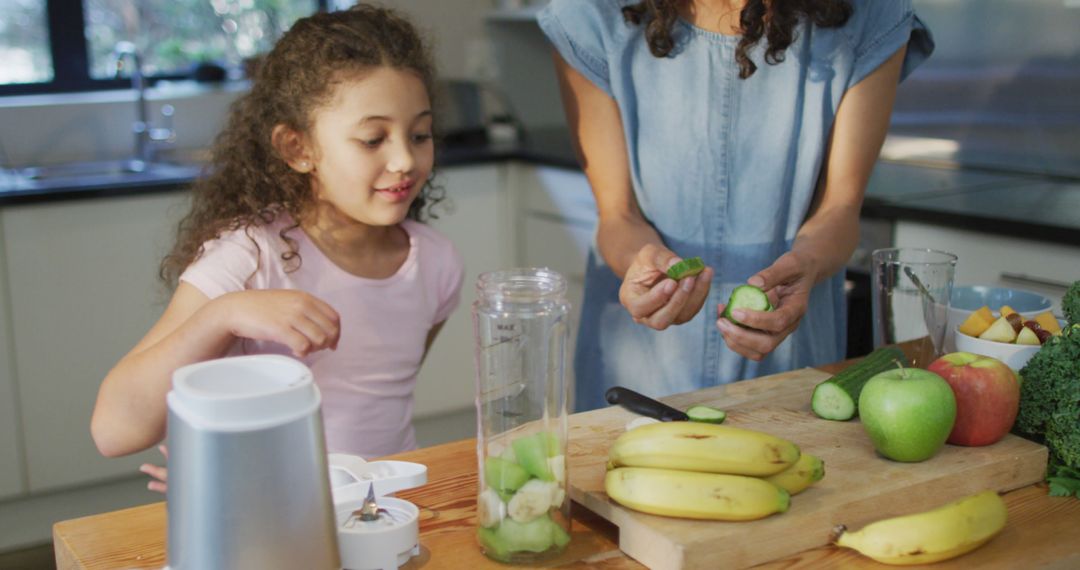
[298,161,310,171]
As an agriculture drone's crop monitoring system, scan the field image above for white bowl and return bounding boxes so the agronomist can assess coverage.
[953,327,1042,371]
[945,286,1053,353]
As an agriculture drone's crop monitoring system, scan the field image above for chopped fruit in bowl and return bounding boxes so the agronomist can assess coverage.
[946,286,1053,352]
[957,307,1061,344]
[954,328,1040,371]
[955,314,1065,370]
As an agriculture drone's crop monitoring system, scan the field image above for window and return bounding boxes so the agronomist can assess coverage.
[0,0,52,85]
[0,0,326,95]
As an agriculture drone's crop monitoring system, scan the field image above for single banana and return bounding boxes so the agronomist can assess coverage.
[608,420,800,476]
[507,479,559,523]
[833,490,1007,565]
[605,467,790,521]
[763,453,824,495]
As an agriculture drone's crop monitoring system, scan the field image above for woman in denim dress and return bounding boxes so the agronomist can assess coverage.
[537,0,934,411]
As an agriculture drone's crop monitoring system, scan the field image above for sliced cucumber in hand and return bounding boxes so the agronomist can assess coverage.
[722,285,773,328]
[666,257,705,280]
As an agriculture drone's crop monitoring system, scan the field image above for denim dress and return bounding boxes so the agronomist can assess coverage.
[538,0,934,411]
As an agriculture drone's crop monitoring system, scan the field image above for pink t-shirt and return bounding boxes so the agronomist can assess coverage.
[180,217,464,458]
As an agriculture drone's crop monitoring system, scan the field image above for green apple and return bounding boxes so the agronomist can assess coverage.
[858,368,957,462]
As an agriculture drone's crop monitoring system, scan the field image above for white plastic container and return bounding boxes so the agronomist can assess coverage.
[329,454,428,570]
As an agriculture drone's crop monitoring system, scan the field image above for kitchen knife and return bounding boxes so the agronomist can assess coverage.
[605,386,689,422]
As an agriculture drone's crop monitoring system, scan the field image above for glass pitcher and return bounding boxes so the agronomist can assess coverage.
[871,248,957,367]
[472,268,571,563]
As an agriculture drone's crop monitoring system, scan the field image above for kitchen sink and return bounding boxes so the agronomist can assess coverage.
[2,157,205,193]
[18,158,201,181]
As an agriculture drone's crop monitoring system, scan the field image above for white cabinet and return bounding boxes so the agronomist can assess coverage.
[513,164,597,389]
[414,164,515,418]
[0,215,26,500]
[1,192,188,491]
[895,221,1080,315]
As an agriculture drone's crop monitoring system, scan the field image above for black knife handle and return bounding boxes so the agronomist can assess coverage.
[605,387,689,422]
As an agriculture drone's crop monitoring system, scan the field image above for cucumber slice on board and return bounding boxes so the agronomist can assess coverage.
[721,285,773,327]
[686,405,727,424]
[666,257,705,280]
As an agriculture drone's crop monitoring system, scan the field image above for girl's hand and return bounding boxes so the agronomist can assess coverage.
[218,290,341,357]
[716,251,815,361]
[619,244,713,330]
[139,444,168,494]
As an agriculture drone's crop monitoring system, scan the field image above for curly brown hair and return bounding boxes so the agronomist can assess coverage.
[161,4,441,286]
[622,0,852,79]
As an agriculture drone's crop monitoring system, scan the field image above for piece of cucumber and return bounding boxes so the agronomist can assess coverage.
[810,346,909,421]
[484,456,530,493]
[721,285,773,327]
[512,432,555,481]
[478,527,513,562]
[686,405,727,424]
[666,257,705,280]
[494,515,557,553]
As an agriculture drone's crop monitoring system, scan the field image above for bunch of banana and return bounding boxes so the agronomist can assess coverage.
[604,421,822,520]
[832,490,1007,565]
[606,467,790,520]
[764,453,825,496]
[608,421,800,476]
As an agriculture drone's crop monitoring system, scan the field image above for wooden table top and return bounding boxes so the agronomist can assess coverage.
[54,358,1080,569]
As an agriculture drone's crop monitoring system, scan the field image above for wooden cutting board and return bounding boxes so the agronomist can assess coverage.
[565,367,1048,570]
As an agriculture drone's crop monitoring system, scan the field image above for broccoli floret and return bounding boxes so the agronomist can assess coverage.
[1015,323,1080,469]
[1064,280,1080,327]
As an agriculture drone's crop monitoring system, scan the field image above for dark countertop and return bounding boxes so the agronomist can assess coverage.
[2,127,1077,246]
[860,161,1079,245]
[0,128,581,206]
[435,127,581,170]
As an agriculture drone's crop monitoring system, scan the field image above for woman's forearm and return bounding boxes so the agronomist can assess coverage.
[596,212,665,279]
[791,202,862,286]
[91,300,237,457]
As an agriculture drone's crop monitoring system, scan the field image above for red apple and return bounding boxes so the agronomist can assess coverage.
[927,352,1019,446]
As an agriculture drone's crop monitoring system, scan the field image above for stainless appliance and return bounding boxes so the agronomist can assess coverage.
[165,355,339,570]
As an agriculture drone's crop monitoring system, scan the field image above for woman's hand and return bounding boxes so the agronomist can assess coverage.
[139,444,168,494]
[716,251,816,360]
[620,244,713,330]
[217,290,341,357]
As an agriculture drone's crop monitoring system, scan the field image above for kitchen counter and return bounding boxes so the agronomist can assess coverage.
[52,354,1080,570]
[3,128,1078,246]
[0,129,581,206]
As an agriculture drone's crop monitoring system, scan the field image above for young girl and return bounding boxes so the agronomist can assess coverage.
[90,5,464,484]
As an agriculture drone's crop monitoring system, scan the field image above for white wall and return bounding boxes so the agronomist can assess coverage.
[385,0,499,79]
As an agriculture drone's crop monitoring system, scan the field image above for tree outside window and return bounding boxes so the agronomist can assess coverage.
[0,0,52,84]
[0,0,320,93]
[85,0,312,79]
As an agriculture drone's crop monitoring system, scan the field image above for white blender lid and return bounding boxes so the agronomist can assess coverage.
[328,454,427,501]
[168,354,320,431]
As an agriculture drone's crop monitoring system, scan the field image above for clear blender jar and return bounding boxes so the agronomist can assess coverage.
[472,268,571,563]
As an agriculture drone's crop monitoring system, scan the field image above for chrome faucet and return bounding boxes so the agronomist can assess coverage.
[109,41,175,170]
